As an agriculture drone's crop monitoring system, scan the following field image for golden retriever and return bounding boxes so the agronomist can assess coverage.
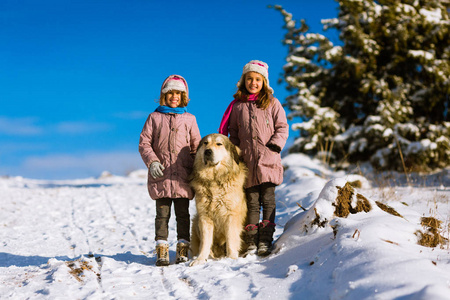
[189,134,248,266]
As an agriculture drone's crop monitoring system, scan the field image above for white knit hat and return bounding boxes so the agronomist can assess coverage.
[161,77,187,94]
[237,60,274,93]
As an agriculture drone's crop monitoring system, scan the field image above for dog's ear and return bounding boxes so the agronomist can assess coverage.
[230,143,241,165]
[197,136,208,152]
[234,145,241,156]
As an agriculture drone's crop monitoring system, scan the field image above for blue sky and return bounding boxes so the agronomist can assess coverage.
[1,0,339,179]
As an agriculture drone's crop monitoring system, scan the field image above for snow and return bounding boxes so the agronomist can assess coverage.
[383,128,393,138]
[289,56,311,65]
[334,125,362,142]
[408,50,435,61]
[1,153,450,299]
[406,139,438,155]
[325,46,342,60]
[398,4,416,15]
[420,8,442,24]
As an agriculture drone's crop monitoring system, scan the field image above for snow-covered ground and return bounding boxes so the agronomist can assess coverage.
[1,153,449,299]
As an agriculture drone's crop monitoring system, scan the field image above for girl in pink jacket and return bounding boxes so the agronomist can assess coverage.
[139,75,201,266]
[219,60,289,256]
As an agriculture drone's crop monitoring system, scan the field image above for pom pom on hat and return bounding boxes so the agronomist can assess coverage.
[237,60,273,94]
[161,77,187,94]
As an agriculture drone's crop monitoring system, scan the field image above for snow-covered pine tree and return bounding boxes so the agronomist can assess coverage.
[274,0,450,171]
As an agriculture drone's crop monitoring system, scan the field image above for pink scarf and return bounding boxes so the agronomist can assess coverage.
[218,94,258,136]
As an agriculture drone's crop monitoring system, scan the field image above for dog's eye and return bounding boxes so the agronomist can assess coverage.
[203,141,208,145]
[216,143,223,146]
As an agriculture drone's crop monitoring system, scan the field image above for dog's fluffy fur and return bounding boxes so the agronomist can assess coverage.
[189,134,248,266]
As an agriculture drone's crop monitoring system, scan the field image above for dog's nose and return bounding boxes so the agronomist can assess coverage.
[204,149,212,156]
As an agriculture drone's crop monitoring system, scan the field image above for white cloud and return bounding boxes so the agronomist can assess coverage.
[0,116,113,136]
[1,151,144,180]
[55,121,113,134]
[0,141,48,154]
[113,111,149,120]
[0,116,43,136]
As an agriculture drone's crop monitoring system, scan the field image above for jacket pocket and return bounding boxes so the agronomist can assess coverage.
[259,146,280,168]
[147,169,165,183]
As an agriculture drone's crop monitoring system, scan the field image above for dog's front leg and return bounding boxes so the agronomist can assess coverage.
[226,215,241,259]
[189,216,213,267]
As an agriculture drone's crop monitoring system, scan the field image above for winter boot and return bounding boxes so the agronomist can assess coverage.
[176,240,190,264]
[243,224,258,256]
[155,242,170,266]
[257,220,276,257]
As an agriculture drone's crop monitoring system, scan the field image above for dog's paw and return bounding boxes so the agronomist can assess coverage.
[189,258,207,267]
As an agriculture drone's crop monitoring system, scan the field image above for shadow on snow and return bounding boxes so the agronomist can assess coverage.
[0,251,152,268]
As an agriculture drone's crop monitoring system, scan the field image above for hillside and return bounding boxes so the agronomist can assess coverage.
[1,154,449,299]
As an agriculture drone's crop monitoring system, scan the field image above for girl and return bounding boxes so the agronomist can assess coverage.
[139,75,201,266]
[219,60,289,256]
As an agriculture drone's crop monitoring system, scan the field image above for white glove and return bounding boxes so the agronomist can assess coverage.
[149,162,165,179]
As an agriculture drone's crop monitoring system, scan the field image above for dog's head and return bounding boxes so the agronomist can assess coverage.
[196,134,241,167]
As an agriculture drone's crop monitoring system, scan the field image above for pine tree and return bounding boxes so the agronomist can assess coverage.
[274,0,450,171]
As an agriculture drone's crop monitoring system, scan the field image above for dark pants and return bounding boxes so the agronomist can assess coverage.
[155,198,190,242]
[245,182,276,225]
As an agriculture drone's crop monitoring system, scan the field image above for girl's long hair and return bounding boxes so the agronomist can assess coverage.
[159,91,189,107]
[233,75,273,110]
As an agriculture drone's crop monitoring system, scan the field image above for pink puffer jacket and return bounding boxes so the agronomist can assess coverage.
[228,96,289,188]
[139,112,201,200]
